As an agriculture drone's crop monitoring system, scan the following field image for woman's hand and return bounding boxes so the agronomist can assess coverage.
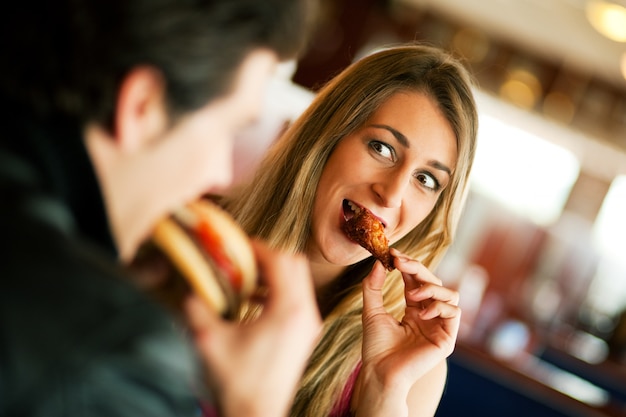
[354,248,461,417]
[185,241,322,417]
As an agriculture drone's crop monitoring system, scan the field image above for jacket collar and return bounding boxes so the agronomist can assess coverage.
[0,107,118,257]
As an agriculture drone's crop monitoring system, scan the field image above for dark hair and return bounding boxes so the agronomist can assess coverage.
[1,0,316,128]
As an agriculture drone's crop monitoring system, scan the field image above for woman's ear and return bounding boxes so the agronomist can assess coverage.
[113,67,168,152]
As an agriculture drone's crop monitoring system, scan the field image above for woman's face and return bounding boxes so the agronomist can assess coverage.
[308,91,457,269]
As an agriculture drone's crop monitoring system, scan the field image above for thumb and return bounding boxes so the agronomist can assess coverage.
[362,261,387,317]
[184,294,227,356]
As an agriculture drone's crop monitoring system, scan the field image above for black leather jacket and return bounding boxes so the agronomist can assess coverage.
[0,110,203,417]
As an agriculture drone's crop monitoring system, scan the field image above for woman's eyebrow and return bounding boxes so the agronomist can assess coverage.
[429,160,452,176]
[370,124,409,148]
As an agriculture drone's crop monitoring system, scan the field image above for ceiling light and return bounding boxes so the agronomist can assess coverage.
[586,0,626,42]
[499,68,542,109]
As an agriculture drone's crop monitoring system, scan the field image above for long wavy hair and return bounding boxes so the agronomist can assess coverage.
[223,43,478,417]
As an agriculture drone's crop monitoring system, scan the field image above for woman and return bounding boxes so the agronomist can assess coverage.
[223,43,478,417]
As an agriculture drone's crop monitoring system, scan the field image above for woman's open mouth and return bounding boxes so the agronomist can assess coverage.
[342,199,386,228]
[342,199,361,221]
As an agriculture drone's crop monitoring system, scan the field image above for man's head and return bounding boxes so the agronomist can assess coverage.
[1,0,317,259]
[2,0,315,127]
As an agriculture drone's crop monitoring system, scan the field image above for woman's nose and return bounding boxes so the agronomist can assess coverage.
[372,171,409,208]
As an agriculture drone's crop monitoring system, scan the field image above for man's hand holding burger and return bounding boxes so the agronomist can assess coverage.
[127,199,321,417]
[186,241,321,417]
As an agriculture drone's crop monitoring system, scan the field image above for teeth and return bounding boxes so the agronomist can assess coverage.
[348,201,361,214]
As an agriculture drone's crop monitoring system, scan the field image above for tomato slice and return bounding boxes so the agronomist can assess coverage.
[195,220,242,292]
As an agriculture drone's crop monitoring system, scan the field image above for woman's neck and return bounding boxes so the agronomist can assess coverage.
[308,260,344,316]
[312,257,377,317]
[308,259,347,294]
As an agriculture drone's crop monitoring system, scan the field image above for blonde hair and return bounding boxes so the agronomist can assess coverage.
[224,43,478,417]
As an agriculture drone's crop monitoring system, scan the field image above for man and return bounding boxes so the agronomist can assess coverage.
[0,1,320,416]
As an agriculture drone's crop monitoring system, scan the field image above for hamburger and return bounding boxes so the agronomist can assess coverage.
[135,199,257,319]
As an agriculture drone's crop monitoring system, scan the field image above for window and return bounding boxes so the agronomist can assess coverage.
[593,175,626,261]
[588,175,626,316]
[470,113,580,225]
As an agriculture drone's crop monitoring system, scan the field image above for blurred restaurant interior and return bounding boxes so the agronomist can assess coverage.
[235,0,626,416]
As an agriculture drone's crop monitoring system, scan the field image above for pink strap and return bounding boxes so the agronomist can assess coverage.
[329,362,362,417]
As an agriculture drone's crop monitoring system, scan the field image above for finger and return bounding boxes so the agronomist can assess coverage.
[250,240,315,313]
[390,248,442,287]
[419,300,462,321]
[407,283,460,306]
[249,239,274,288]
[362,261,388,317]
[183,295,232,379]
[184,294,225,338]
[250,241,321,341]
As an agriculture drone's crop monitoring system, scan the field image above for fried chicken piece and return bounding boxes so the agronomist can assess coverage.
[341,201,394,270]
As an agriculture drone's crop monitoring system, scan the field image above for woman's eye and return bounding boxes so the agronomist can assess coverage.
[416,172,440,191]
[369,141,394,161]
